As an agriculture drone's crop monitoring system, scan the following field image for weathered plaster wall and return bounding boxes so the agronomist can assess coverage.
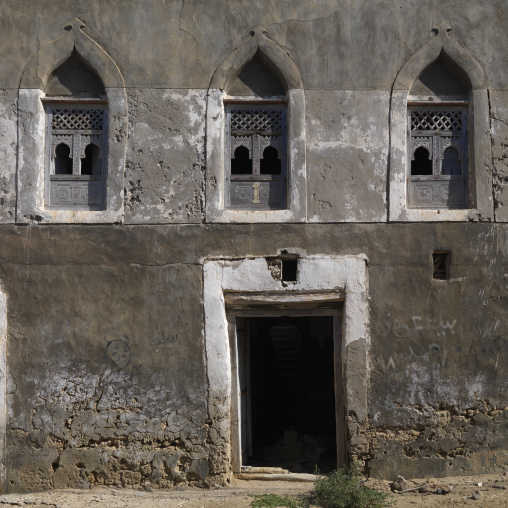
[0,0,507,493]
[0,91,17,222]
[306,91,389,222]
[365,224,508,478]
[0,223,505,490]
[2,0,508,91]
[0,0,506,224]
[5,260,215,491]
[492,91,508,221]
[125,89,205,224]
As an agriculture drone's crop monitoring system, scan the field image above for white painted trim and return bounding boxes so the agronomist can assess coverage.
[16,87,127,224]
[389,91,492,221]
[0,289,6,492]
[388,36,493,221]
[202,255,369,473]
[205,89,307,223]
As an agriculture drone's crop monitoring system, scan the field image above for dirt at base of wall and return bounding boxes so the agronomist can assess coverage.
[1,474,508,507]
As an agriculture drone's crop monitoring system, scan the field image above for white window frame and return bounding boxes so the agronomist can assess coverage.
[206,90,306,223]
[204,28,306,223]
[388,31,493,222]
[16,20,127,224]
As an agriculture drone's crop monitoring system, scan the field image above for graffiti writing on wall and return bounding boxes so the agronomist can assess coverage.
[377,316,456,338]
[371,315,457,409]
[145,324,178,346]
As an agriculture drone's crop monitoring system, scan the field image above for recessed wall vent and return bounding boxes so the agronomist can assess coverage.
[433,251,450,280]
[281,258,298,282]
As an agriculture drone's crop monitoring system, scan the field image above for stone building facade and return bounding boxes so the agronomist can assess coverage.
[0,0,507,493]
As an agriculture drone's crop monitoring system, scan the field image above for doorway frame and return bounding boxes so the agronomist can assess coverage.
[228,306,343,472]
[203,255,370,476]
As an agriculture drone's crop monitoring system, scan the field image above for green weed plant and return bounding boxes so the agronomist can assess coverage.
[250,493,305,507]
[313,463,392,508]
[249,463,392,508]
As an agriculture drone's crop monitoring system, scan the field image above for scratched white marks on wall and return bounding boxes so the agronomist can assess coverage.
[371,315,463,415]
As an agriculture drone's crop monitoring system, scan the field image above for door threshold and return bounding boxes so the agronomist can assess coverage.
[241,466,289,474]
[235,471,317,482]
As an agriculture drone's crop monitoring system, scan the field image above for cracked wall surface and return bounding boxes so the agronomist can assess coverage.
[124,89,205,224]
[491,91,508,221]
[306,90,389,222]
[5,262,223,491]
[2,1,507,91]
[0,0,507,224]
[0,0,507,492]
[0,223,505,490]
[0,90,17,223]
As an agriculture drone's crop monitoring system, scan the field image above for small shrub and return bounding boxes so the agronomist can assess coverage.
[314,463,392,508]
[250,493,305,507]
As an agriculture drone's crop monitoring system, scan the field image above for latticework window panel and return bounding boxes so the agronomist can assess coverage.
[411,110,462,131]
[231,109,283,134]
[51,108,105,131]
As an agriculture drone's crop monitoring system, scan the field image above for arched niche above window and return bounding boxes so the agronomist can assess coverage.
[17,18,128,224]
[45,49,106,98]
[409,52,471,100]
[407,54,470,210]
[227,54,287,97]
[206,26,306,222]
[389,26,493,221]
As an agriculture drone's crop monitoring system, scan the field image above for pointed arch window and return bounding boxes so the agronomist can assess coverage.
[44,102,107,208]
[405,52,472,210]
[17,20,128,223]
[389,33,492,221]
[41,48,108,209]
[206,29,306,222]
[223,50,289,210]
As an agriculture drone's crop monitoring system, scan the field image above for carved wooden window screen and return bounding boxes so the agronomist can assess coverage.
[226,104,287,209]
[408,106,467,209]
[51,108,104,130]
[45,105,107,209]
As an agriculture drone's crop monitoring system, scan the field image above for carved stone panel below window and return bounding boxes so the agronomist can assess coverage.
[230,180,283,207]
[410,179,467,208]
[51,181,104,207]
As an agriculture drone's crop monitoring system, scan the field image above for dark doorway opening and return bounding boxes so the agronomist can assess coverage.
[243,315,336,473]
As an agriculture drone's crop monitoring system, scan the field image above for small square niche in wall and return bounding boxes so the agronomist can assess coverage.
[281,258,298,282]
[433,251,450,280]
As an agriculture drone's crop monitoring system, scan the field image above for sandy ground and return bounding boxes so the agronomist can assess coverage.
[0,472,507,507]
